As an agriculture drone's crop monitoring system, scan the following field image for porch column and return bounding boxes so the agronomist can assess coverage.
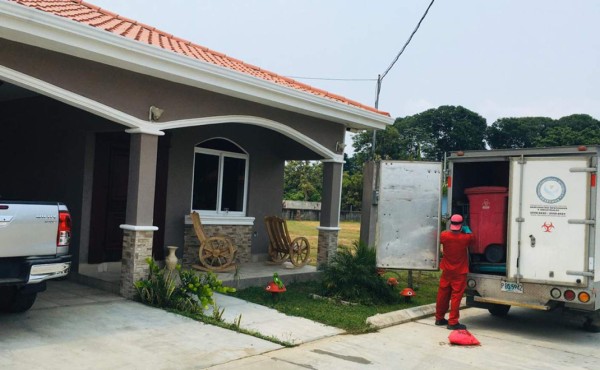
[120,132,159,299]
[317,160,343,269]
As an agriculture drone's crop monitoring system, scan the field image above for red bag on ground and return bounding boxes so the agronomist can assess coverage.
[448,329,480,346]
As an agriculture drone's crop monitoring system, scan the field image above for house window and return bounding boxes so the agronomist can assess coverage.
[192,138,248,216]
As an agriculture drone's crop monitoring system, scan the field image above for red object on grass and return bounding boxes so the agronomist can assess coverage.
[265,282,286,293]
[387,277,399,286]
[400,288,416,297]
[448,329,480,346]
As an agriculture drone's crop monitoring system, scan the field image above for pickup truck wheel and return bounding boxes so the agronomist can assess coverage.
[488,304,511,316]
[0,287,38,313]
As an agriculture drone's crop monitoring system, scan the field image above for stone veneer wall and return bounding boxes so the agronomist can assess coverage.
[120,229,153,299]
[183,224,252,267]
[317,229,339,270]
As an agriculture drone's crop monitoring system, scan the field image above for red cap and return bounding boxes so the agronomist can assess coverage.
[450,214,463,231]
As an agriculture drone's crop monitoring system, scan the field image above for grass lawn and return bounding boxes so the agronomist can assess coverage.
[233,270,441,334]
[286,220,360,266]
[243,220,441,333]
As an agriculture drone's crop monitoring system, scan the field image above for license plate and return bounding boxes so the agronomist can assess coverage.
[501,281,523,294]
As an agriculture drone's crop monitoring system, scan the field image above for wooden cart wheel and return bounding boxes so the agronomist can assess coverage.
[269,249,289,264]
[289,237,310,267]
[199,237,236,270]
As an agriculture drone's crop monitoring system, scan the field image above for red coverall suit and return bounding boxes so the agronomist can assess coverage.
[435,230,473,325]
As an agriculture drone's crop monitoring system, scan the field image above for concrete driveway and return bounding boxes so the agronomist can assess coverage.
[0,280,281,370]
[3,280,599,370]
[211,307,600,370]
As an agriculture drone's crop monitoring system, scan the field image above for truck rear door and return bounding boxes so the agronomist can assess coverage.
[0,201,60,257]
[375,161,442,270]
[508,156,591,285]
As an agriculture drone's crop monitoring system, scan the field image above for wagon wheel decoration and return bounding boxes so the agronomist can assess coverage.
[289,237,310,266]
[199,237,236,270]
[268,248,289,264]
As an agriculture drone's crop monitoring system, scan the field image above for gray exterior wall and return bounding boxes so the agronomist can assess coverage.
[1,39,345,152]
[164,123,321,257]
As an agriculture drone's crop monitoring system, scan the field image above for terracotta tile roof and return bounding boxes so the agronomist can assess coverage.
[9,0,390,117]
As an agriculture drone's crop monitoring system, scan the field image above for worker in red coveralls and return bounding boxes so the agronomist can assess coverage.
[435,214,473,330]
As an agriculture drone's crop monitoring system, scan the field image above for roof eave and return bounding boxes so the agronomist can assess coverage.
[0,2,393,130]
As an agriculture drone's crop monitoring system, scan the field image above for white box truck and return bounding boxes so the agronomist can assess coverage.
[370,146,600,331]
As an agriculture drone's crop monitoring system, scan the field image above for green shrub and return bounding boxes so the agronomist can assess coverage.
[134,258,235,314]
[321,241,399,305]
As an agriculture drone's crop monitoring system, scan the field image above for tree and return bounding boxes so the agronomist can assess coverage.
[283,161,322,202]
[486,117,553,149]
[410,105,487,161]
[341,170,363,211]
[352,124,402,168]
[353,105,487,163]
[486,114,600,149]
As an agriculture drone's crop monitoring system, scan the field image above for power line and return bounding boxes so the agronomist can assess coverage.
[380,0,436,81]
[373,0,436,158]
[376,0,436,108]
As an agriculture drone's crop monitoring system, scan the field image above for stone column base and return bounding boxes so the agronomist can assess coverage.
[317,228,340,269]
[120,229,154,299]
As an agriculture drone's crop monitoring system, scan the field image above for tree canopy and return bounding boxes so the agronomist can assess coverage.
[486,114,600,149]
[283,108,600,213]
[353,105,487,162]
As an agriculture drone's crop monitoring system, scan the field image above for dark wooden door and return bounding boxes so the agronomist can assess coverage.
[88,133,130,263]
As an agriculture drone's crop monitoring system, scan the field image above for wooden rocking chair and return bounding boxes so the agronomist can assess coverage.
[264,216,310,267]
[190,212,237,272]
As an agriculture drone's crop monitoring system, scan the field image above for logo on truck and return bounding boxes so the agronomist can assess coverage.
[536,177,566,204]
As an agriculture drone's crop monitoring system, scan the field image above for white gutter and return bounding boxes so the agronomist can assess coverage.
[0,1,394,130]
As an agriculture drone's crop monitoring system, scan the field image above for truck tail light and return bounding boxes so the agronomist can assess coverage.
[564,290,576,301]
[57,210,72,247]
[578,292,591,303]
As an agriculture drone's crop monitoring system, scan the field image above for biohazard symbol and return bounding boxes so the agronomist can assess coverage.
[541,222,555,233]
[482,199,490,210]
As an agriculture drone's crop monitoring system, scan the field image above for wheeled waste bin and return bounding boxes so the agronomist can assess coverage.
[464,186,508,263]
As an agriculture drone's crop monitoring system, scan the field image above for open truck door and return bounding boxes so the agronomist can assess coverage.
[508,156,591,286]
[375,161,443,270]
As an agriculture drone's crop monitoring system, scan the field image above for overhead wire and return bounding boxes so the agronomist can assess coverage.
[372,0,436,158]
[376,0,436,108]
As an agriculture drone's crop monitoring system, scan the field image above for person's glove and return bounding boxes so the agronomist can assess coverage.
[461,225,472,234]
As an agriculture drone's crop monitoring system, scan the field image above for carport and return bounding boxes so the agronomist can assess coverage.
[0,0,393,298]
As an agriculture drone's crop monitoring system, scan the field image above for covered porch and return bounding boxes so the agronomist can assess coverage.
[1,0,393,298]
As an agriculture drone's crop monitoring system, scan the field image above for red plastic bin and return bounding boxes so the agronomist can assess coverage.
[464,186,508,263]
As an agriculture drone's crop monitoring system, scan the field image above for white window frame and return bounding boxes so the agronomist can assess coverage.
[191,140,249,217]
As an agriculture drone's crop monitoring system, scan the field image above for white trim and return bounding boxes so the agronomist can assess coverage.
[192,139,250,215]
[125,128,165,136]
[160,115,343,161]
[0,2,394,130]
[316,226,341,231]
[119,224,159,231]
[0,65,165,134]
[184,215,255,226]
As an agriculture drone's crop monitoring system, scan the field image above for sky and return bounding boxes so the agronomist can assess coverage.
[89,0,600,153]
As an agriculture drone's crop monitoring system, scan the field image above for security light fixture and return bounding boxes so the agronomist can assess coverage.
[149,105,164,121]
[335,141,346,153]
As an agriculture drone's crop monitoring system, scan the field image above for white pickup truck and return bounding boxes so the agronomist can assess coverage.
[0,201,72,312]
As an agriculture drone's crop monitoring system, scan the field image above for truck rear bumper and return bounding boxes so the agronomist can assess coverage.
[28,256,71,283]
[0,255,71,286]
